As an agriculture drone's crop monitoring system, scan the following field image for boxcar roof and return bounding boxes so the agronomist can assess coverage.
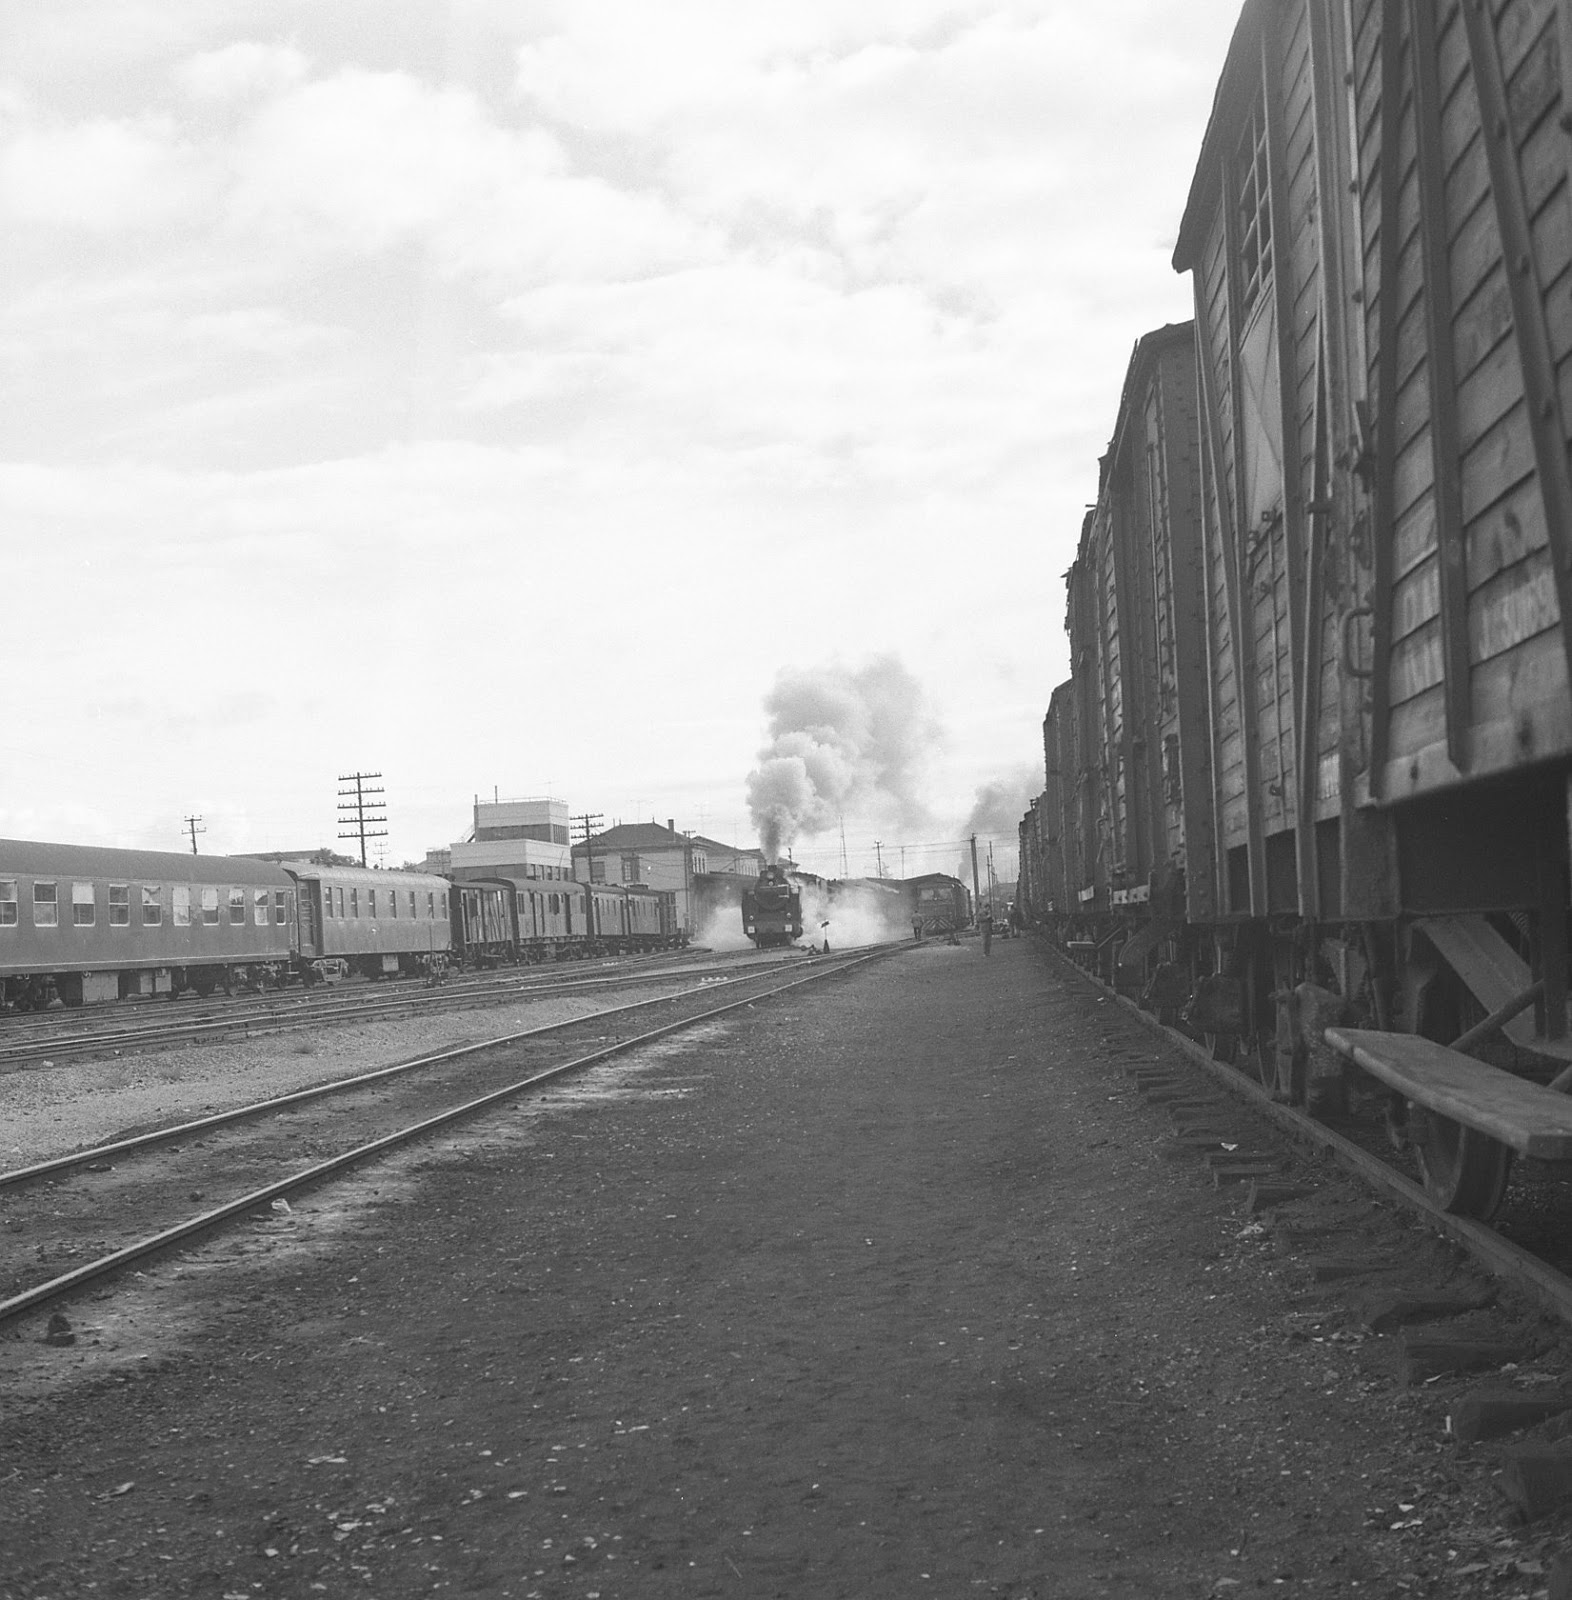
[1172,0,1263,272]
[0,839,295,886]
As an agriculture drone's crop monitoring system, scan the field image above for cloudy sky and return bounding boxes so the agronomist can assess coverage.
[3,1,1241,880]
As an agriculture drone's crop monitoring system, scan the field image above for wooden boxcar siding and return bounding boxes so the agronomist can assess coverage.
[1279,0,1327,834]
[1355,0,1572,797]
[1046,683,1080,910]
[1095,511,1129,878]
[1198,220,1250,868]
[1146,375,1188,874]
[1067,550,1106,902]
[1151,336,1220,919]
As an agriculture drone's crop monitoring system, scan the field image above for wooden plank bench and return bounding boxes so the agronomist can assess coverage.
[1322,1027,1572,1159]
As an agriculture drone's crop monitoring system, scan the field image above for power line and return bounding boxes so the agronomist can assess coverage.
[337,772,388,868]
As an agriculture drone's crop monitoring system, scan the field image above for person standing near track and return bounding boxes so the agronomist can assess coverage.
[980,907,993,956]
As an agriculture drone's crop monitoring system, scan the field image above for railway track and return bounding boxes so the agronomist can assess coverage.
[0,945,894,1330]
[1049,944,1572,1330]
[0,946,800,1069]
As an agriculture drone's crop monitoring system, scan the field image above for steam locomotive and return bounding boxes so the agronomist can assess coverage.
[740,865,803,948]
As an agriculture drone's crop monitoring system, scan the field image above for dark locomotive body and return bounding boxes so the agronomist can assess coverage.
[1022,0,1572,1224]
[906,874,972,938]
[741,864,803,948]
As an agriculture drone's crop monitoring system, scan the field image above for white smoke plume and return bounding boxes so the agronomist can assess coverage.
[746,655,937,862]
[799,879,911,951]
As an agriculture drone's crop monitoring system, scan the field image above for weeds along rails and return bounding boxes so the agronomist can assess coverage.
[0,949,893,1328]
[1016,1,1572,1226]
[0,840,685,1016]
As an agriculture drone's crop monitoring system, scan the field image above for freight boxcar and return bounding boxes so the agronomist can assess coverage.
[1061,0,1572,1221]
[0,840,295,1006]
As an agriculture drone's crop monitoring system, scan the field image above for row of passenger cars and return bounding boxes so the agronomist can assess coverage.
[0,839,680,1010]
[1017,0,1572,1223]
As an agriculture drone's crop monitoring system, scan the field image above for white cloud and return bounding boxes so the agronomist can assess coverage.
[223,67,713,285]
[0,112,203,229]
[0,0,1245,860]
[176,41,309,101]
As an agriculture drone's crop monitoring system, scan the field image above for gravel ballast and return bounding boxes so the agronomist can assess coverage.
[1,937,1567,1597]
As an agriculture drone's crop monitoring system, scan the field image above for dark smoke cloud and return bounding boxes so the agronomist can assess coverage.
[962,766,1038,838]
[746,655,937,861]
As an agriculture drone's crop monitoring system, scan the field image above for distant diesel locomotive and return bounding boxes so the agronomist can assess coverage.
[741,865,803,948]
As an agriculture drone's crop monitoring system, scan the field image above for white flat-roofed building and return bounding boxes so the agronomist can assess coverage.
[445,796,575,882]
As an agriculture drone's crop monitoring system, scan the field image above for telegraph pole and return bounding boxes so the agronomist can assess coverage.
[873,840,884,878]
[183,815,206,855]
[574,812,605,938]
[839,815,849,879]
[969,833,982,914]
[337,772,388,868]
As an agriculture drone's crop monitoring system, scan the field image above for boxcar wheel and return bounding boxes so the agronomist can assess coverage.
[1413,1108,1513,1221]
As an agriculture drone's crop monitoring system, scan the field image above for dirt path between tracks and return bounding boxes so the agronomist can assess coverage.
[1,937,1567,1598]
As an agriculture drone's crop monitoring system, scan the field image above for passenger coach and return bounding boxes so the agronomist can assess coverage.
[286,861,452,981]
[0,840,295,1006]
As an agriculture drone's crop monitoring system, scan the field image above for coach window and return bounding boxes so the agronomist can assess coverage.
[33,883,58,927]
[388,889,397,918]
[350,887,359,918]
[0,881,15,927]
[254,889,269,927]
[109,885,131,927]
[140,886,162,926]
[229,888,245,925]
[201,887,220,925]
[274,889,287,924]
[408,890,417,917]
[173,886,191,926]
[72,883,95,927]
[427,891,434,917]
[439,892,448,918]
[336,887,345,918]
[368,888,378,918]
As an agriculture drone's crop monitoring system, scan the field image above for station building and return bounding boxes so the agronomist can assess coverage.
[570,821,763,936]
